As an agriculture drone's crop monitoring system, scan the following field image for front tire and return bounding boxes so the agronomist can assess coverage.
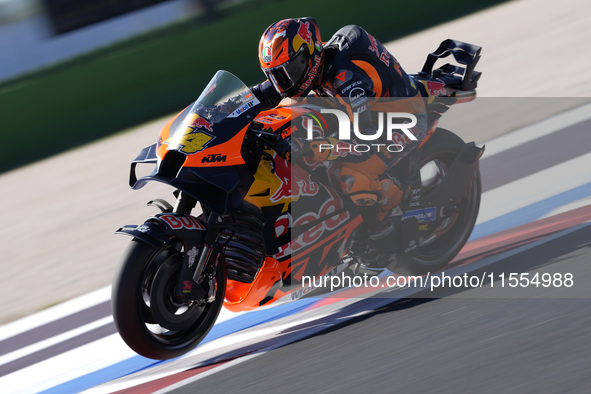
[111,239,225,360]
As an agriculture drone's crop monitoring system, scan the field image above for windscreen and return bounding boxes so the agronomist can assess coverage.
[167,70,259,154]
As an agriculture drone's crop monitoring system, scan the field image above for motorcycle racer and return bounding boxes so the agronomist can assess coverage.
[251,17,427,259]
[112,31,484,357]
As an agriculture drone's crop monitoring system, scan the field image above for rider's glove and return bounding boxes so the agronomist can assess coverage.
[274,137,311,162]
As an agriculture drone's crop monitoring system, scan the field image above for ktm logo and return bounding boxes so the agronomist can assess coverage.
[201,154,227,163]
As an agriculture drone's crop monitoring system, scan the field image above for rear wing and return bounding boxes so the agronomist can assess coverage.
[420,39,482,91]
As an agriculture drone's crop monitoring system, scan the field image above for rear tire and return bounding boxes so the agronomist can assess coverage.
[396,128,481,275]
[112,239,225,360]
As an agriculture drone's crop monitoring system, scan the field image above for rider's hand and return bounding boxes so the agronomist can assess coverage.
[274,137,311,162]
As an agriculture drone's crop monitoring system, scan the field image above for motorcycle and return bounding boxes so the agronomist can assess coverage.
[112,39,484,359]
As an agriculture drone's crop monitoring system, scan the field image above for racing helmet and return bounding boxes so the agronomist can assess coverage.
[259,17,323,97]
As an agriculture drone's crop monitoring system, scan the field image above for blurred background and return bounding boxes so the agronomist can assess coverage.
[0,0,507,173]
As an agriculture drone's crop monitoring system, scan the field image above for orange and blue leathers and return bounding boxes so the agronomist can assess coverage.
[252,25,427,218]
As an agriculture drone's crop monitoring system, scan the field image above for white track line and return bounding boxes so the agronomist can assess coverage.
[477,152,591,224]
[0,316,112,367]
[1,334,136,394]
[0,286,111,342]
[483,101,591,157]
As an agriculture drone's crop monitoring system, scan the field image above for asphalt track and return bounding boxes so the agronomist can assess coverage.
[176,225,591,394]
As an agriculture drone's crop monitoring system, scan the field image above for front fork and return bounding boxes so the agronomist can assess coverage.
[172,191,221,302]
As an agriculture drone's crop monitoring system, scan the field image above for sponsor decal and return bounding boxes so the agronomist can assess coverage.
[349,86,369,111]
[201,153,227,163]
[380,51,391,67]
[351,97,368,109]
[191,116,213,132]
[299,55,321,93]
[266,113,287,120]
[228,99,258,118]
[389,206,404,217]
[167,114,215,154]
[183,281,192,293]
[409,188,421,206]
[135,224,150,233]
[187,246,199,268]
[274,213,292,237]
[158,214,206,230]
[367,33,391,67]
[270,154,319,203]
[280,125,292,139]
[368,33,379,53]
[349,86,366,100]
[339,80,363,94]
[262,46,272,62]
[176,131,213,154]
[335,71,347,82]
[421,80,447,97]
[402,207,437,223]
[275,189,350,258]
[256,113,288,124]
[297,21,313,46]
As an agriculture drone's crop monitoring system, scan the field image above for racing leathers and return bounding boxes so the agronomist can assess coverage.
[252,25,427,225]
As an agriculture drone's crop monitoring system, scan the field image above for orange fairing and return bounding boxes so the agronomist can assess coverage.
[156,108,186,160]
[254,106,292,132]
[224,257,284,312]
[156,101,296,174]
[224,214,363,312]
[156,110,248,168]
[183,124,248,167]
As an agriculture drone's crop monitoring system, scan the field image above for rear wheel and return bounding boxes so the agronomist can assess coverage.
[397,128,481,275]
[111,239,225,360]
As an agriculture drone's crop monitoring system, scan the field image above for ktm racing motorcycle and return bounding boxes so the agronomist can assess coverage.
[112,39,484,359]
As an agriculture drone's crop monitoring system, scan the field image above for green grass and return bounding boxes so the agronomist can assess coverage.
[0,0,508,172]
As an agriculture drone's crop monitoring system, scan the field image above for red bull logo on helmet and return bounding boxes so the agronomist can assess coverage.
[297,21,312,47]
[299,55,321,93]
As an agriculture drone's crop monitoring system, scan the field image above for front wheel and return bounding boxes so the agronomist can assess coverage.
[111,239,225,360]
[397,128,482,275]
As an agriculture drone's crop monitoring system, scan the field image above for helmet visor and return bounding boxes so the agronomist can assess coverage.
[266,46,310,96]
